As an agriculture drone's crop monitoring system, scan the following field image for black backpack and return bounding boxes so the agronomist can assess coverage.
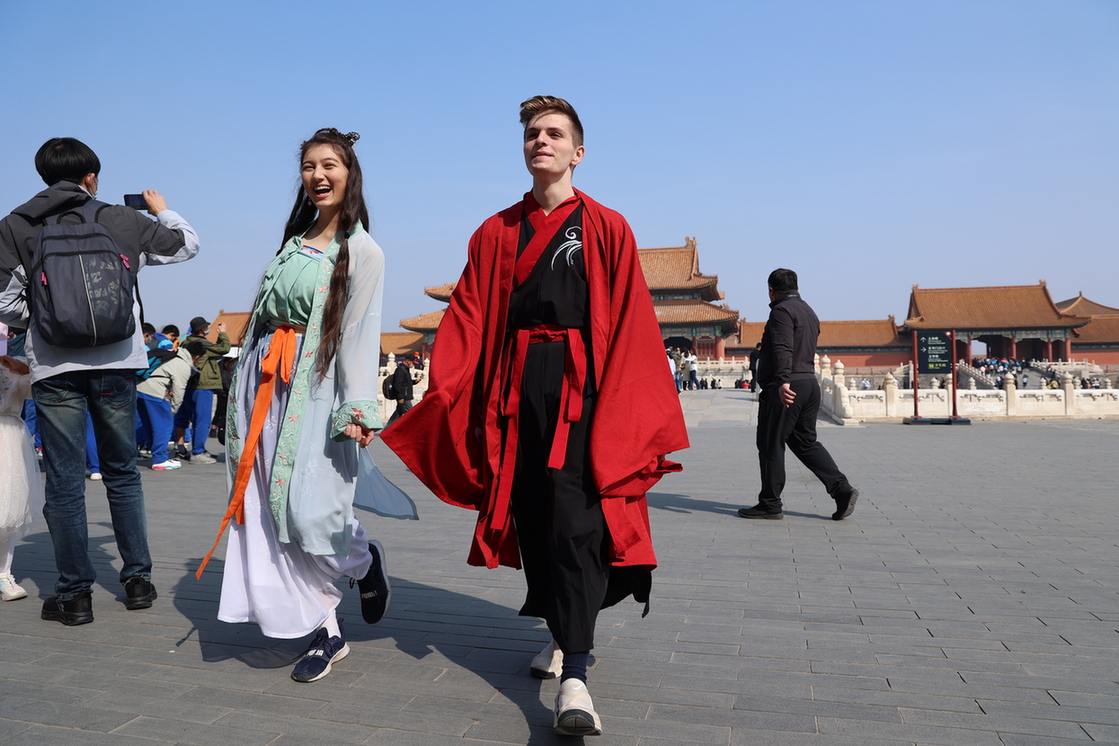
[30,200,138,347]
[136,347,177,380]
[382,374,397,400]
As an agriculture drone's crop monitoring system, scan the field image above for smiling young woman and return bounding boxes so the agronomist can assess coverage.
[198,128,414,684]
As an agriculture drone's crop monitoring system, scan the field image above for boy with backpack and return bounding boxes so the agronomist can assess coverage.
[0,137,200,625]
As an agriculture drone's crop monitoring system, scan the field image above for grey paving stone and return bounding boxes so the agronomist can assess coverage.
[0,723,168,745]
[0,695,137,733]
[3,400,1118,746]
[111,716,279,746]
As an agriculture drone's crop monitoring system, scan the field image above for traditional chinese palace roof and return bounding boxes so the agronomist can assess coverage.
[1056,293,1119,317]
[399,309,446,334]
[638,238,724,301]
[424,283,457,303]
[381,331,425,357]
[207,310,252,346]
[904,282,1090,331]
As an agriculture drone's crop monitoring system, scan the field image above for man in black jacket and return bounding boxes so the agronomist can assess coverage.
[386,356,415,426]
[738,269,858,521]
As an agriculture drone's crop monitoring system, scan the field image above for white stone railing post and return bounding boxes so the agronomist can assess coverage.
[820,355,832,380]
[883,371,897,417]
[1004,372,1017,416]
[1063,372,1075,415]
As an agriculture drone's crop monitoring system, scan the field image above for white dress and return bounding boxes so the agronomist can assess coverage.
[0,365,43,542]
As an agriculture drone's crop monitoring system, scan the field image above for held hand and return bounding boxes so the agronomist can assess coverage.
[343,422,376,447]
[143,189,168,216]
[217,323,227,333]
[0,356,30,376]
[778,382,796,407]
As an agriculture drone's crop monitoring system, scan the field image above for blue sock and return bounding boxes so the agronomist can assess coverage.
[560,652,589,683]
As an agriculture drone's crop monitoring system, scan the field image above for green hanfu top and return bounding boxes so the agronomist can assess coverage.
[226,224,392,556]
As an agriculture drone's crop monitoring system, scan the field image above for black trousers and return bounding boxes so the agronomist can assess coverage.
[510,341,609,654]
[756,379,849,512]
[387,399,412,426]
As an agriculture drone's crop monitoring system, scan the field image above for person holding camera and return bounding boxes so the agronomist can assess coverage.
[0,137,199,624]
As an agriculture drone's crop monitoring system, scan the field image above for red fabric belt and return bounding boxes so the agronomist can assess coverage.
[196,325,297,578]
[485,324,587,534]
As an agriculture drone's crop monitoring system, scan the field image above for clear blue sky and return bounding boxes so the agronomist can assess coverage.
[2,1,1116,334]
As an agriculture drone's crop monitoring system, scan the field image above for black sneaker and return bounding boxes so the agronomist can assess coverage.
[832,487,859,521]
[351,540,391,624]
[41,591,94,626]
[737,504,784,520]
[124,576,157,609]
[291,623,349,683]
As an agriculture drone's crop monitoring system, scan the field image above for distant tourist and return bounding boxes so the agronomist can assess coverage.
[738,269,859,522]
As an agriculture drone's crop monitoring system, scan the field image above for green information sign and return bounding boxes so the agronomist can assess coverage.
[917,332,951,374]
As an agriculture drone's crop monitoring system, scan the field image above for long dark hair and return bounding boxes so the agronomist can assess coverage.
[280,128,370,379]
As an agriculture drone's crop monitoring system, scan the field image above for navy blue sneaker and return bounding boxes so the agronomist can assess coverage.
[291,622,349,683]
[352,540,391,624]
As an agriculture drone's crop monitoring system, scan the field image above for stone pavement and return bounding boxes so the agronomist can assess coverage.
[2,390,1118,745]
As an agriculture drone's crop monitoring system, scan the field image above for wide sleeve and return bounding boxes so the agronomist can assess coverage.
[585,206,689,499]
[329,232,385,439]
[380,223,489,509]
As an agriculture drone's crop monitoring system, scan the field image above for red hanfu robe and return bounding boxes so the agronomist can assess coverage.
[381,190,688,570]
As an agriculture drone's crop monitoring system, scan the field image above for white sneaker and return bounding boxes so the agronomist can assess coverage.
[0,574,27,601]
[89,472,102,481]
[530,639,563,679]
[554,679,602,736]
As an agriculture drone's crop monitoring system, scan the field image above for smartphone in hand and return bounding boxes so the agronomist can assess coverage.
[124,194,146,210]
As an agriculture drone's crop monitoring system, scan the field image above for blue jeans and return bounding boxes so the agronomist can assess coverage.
[190,388,214,455]
[33,369,152,597]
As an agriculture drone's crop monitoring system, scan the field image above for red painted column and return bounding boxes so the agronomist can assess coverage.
[715,336,726,360]
[1008,336,1017,359]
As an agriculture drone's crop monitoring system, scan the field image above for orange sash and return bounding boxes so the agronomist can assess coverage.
[196,326,298,578]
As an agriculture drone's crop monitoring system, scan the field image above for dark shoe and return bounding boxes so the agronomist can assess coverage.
[351,540,391,624]
[124,576,157,610]
[291,623,349,683]
[832,487,859,521]
[737,505,783,520]
[41,591,94,626]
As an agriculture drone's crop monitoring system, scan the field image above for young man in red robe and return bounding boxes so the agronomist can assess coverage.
[382,96,688,736]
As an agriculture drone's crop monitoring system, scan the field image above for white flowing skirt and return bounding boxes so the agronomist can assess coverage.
[217,331,373,639]
[0,414,43,541]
